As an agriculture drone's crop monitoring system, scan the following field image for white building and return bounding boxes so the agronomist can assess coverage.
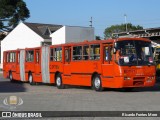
[1,22,94,68]
[50,26,94,45]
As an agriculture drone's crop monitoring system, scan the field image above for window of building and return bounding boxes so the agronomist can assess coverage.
[26,50,34,62]
[90,44,100,60]
[73,46,82,60]
[50,47,62,61]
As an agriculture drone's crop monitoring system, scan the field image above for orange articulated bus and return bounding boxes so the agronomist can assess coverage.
[3,38,156,91]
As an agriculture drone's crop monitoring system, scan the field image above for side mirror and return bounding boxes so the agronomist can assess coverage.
[114,42,117,48]
[152,47,154,53]
[113,48,116,54]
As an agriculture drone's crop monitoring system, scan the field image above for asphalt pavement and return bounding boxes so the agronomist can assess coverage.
[0,73,160,120]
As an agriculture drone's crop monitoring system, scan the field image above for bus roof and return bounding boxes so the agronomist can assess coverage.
[115,37,151,42]
[4,37,151,52]
[51,37,151,47]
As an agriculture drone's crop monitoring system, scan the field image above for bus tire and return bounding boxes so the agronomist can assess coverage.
[28,73,35,85]
[92,74,103,91]
[56,73,65,89]
[9,71,14,82]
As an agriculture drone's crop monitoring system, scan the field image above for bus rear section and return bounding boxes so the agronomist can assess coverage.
[3,46,57,85]
[3,50,24,82]
[101,38,155,89]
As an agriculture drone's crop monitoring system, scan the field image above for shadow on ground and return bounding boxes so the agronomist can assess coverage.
[59,81,160,93]
[0,80,26,93]
[1,75,160,93]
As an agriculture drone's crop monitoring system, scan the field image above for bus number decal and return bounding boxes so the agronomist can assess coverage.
[50,65,59,70]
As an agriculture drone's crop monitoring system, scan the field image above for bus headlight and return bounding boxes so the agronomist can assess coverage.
[146,76,154,82]
[124,76,131,80]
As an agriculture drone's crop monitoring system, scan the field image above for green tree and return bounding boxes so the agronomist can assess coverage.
[0,0,30,33]
[104,23,143,39]
[95,36,101,40]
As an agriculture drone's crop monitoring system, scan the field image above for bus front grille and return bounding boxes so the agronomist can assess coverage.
[133,77,145,86]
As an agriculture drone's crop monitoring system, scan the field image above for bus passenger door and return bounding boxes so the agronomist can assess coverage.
[35,49,41,76]
[63,47,71,76]
[16,51,20,77]
[102,45,114,83]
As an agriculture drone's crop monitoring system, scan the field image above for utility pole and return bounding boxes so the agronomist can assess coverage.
[89,17,93,27]
[124,14,128,32]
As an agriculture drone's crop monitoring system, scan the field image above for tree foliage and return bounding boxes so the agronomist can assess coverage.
[104,23,143,39]
[95,36,101,40]
[0,0,30,33]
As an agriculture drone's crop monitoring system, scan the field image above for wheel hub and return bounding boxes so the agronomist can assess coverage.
[95,77,100,88]
[29,75,32,83]
[56,77,61,86]
[10,73,12,80]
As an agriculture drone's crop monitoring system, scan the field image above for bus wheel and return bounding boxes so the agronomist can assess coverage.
[9,72,14,82]
[28,73,35,85]
[56,73,65,89]
[92,74,103,91]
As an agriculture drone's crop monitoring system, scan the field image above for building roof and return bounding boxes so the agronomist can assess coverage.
[113,27,160,38]
[24,22,63,39]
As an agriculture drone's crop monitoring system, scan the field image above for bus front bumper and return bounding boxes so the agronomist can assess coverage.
[102,76,155,88]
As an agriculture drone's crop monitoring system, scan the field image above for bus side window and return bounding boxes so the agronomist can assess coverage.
[18,53,20,63]
[65,48,71,62]
[105,47,109,61]
[73,46,82,60]
[3,52,6,63]
[8,53,11,62]
[54,47,62,61]
[26,50,34,62]
[36,52,39,63]
[90,44,100,60]
[110,47,113,61]
[8,52,16,62]
[6,52,9,63]
[9,52,11,62]
[104,46,113,61]
[13,52,16,62]
[83,45,89,60]
[50,48,54,61]
[7,52,10,63]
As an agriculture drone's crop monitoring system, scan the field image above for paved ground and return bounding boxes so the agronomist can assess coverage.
[0,73,160,120]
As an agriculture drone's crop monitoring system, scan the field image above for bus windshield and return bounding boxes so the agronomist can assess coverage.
[115,40,154,66]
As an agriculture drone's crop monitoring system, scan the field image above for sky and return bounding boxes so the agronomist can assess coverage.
[24,0,160,38]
